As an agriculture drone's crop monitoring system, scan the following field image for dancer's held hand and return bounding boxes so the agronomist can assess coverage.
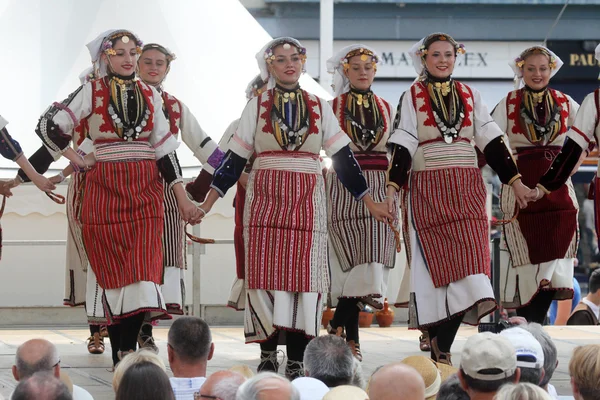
[385,186,397,214]
[511,179,532,209]
[363,194,394,222]
[524,186,545,202]
[179,198,201,224]
[31,173,56,193]
[0,180,14,197]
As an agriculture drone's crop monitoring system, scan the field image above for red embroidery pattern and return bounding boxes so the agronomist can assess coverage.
[162,91,181,136]
[412,83,436,127]
[456,82,474,128]
[304,90,321,136]
[551,89,569,134]
[138,81,155,134]
[259,91,274,135]
[507,90,523,135]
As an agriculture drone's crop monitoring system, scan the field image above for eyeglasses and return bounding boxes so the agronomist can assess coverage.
[193,393,220,400]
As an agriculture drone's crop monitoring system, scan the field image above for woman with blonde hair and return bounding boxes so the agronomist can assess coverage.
[112,349,166,392]
[569,344,600,400]
[494,383,552,400]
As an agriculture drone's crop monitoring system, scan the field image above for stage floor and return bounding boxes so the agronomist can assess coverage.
[1,324,598,400]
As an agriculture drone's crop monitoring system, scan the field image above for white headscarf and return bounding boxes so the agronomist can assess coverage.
[255,37,306,90]
[409,33,466,80]
[78,67,95,85]
[508,45,563,89]
[85,29,143,78]
[245,74,267,100]
[326,44,379,97]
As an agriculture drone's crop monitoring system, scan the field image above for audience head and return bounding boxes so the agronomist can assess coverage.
[500,327,545,385]
[167,316,214,372]
[303,335,354,387]
[589,269,600,296]
[112,349,166,392]
[236,372,300,400]
[12,371,72,400]
[368,362,426,400]
[400,355,457,399]
[12,339,60,381]
[495,382,552,400]
[230,364,255,379]
[292,377,330,400]
[115,361,174,400]
[351,357,366,389]
[458,332,520,394]
[520,323,557,388]
[569,344,600,400]
[323,385,369,400]
[199,370,246,400]
[436,374,468,400]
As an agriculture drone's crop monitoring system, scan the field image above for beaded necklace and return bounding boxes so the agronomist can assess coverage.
[520,87,562,144]
[271,85,309,150]
[343,87,384,150]
[107,73,150,141]
[425,75,465,144]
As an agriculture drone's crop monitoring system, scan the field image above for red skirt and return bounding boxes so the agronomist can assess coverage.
[411,167,490,288]
[513,147,578,264]
[81,159,164,289]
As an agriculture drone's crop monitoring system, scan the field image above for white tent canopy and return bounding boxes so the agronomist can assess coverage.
[0,0,329,177]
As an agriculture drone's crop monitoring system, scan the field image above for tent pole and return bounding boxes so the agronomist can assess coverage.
[319,0,334,94]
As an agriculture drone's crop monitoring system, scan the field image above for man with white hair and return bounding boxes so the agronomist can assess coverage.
[520,323,559,398]
[12,372,72,400]
[236,372,300,400]
[500,327,545,386]
[198,370,245,400]
[11,339,91,400]
[303,335,354,388]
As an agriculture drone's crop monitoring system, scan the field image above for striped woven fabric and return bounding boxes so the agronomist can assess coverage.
[244,152,328,293]
[95,140,155,162]
[66,173,89,270]
[161,179,185,269]
[410,168,490,288]
[327,164,397,272]
[421,139,477,170]
[501,147,578,266]
[400,187,412,266]
[81,159,164,289]
[234,182,246,279]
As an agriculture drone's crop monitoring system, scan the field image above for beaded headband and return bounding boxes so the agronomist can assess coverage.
[342,48,379,71]
[103,31,143,56]
[514,46,558,70]
[142,43,177,63]
[416,34,466,58]
[264,39,307,65]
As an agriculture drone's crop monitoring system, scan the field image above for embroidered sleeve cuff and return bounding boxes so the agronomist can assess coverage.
[12,152,24,162]
[568,126,592,150]
[210,184,226,198]
[356,188,369,201]
[324,131,352,158]
[508,174,522,186]
[168,178,184,191]
[228,134,253,160]
[536,183,550,195]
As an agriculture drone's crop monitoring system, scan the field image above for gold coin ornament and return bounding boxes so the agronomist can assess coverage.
[360,54,368,61]
[283,43,291,50]
[121,36,130,44]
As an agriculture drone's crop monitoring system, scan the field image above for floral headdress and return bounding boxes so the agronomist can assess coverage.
[409,33,466,79]
[509,45,563,89]
[326,44,381,97]
[256,37,307,90]
[103,31,143,56]
[142,43,177,64]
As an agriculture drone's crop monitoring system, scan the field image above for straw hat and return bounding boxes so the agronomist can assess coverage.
[401,356,458,400]
[323,385,369,400]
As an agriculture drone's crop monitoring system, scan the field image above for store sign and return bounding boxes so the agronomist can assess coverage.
[304,40,540,79]
[547,40,600,81]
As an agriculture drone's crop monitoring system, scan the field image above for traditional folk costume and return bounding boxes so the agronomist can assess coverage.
[325,45,398,361]
[387,33,522,364]
[492,47,579,324]
[34,30,186,365]
[538,44,600,260]
[210,37,369,378]
[140,43,225,317]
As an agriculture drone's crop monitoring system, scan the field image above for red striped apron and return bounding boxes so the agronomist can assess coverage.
[81,140,164,289]
[411,167,490,287]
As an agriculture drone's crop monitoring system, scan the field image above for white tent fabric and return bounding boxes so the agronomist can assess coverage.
[0,0,330,177]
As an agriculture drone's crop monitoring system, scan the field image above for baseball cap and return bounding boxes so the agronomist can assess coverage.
[460,332,518,381]
[500,327,545,369]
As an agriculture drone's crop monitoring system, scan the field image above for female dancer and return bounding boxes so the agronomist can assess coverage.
[386,33,530,365]
[197,37,391,378]
[534,44,600,248]
[33,29,200,366]
[136,42,224,350]
[491,46,579,324]
[325,45,398,361]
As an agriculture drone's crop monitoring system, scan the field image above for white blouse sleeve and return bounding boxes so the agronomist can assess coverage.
[387,89,419,157]
[218,119,240,152]
[491,96,508,134]
[566,92,597,150]
[566,95,580,127]
[471,87,505,151]
[179,99,223,174]
[149,86,179,160]
[321,98,351,157]
[228,98,257,160]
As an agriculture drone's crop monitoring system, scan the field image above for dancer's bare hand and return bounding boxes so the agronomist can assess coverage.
[385,186,397,214]
[511,179,531,209]
[364,195,394,222]
[0,180,14,197]
[31,174,56,193]
[525,186,545,202]
[179,198,201,223]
